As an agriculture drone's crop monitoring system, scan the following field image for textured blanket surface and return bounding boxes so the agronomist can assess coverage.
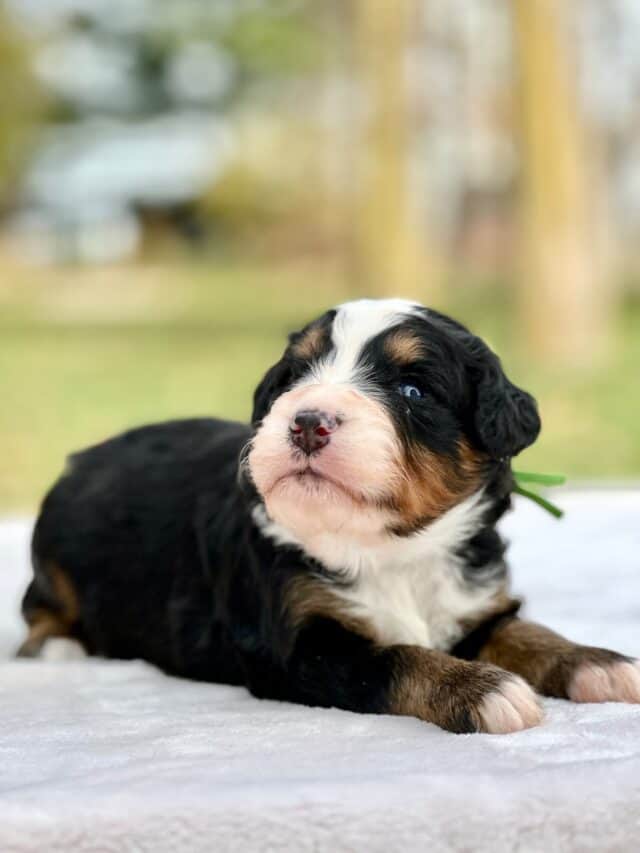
[1,491,639,852]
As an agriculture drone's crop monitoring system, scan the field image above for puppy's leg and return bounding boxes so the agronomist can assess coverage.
[474,618,640,703]
[17,561,86,659]
[249,619,543,734]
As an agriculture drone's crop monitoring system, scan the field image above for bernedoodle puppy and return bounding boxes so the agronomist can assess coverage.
[19,299,640,733]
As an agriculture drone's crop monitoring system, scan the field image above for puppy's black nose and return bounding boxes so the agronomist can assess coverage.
[289,410,337,454]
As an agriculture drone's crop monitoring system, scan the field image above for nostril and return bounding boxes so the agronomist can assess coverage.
[315,425,330,437]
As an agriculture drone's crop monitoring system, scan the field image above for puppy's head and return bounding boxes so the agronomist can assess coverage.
[247,299,539,544]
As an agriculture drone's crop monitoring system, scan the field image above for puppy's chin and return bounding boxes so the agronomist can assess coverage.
[263,473,390,541]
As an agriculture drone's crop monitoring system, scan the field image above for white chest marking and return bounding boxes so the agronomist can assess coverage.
[333,550,499,650]
[255,490,506,651]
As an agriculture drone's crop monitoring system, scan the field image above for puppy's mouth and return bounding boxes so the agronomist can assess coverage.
[269,467,367,506]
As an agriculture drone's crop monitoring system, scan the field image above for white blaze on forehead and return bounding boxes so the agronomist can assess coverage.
[309,298,420,386]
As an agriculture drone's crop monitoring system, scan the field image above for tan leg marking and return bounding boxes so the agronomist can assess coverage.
[477,619,639,703]
[18,564,82,658]
[389,646,543,734]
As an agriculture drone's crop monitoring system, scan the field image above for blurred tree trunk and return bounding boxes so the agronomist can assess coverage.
[0,9,45,205]
[513,0,612,364]
[350,0,439,300]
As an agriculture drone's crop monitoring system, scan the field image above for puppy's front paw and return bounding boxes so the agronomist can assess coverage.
[390,651,544,734]
[478,675,544,734]
[569,657,640,704]
[436,661,544,735]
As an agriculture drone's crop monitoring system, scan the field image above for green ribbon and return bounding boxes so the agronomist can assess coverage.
[512,470,566,519]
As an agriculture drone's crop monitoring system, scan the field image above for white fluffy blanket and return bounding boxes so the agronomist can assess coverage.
[1,492,639,852]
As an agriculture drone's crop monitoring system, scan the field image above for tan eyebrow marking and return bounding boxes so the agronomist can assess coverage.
[384,330,424,365]
[290,324,329,360]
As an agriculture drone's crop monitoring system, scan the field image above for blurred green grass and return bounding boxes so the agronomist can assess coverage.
[1,261,639,510]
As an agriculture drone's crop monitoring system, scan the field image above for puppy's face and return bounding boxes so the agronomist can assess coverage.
[248,299,539,544]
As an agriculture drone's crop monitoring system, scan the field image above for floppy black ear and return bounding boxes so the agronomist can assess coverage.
[251,357,292,426]
[472,348,541,459]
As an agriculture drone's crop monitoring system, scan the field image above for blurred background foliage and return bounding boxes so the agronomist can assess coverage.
[1,0,639,509]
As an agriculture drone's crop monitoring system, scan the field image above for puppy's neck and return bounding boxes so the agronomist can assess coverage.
[253,488,491,579]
